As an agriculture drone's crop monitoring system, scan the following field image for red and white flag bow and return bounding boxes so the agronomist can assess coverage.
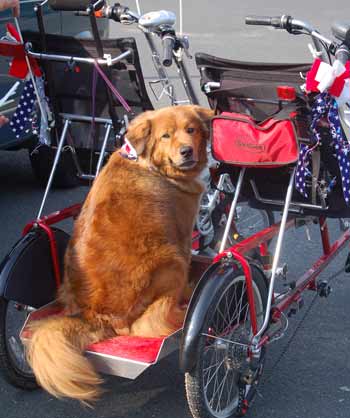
[306,58,350,105]
[119,137,138,160]
[0,23,41,79]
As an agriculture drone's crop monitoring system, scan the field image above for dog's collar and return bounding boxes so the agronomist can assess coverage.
[119,137,138,161]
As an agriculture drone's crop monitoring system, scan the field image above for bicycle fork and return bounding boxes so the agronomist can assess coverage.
[217,168,296,352]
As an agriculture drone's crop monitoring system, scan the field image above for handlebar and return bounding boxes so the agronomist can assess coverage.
[245,15,319,35]
[245,15,292,29]
[107,3,132,22]
[99,4,181,67]
[161,33,175,66]
[101,3,138,23]
[245,14,344,63]
[335,44,350,65]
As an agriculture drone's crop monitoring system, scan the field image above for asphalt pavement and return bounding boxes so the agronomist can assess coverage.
[1,1,350,418]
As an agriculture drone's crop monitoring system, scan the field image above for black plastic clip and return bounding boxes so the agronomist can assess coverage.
[345,253,350,273]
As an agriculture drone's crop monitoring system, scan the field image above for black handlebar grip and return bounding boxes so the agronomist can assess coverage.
[245,15,287,29]
[335,45,350,65]
[245,15,272,26]
[162,35,175,67]
[110,3,129,22]
[49,0,102,11]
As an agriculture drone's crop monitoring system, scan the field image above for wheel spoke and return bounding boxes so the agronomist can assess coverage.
[204,357,225,392]
[203,357,224,378]
[236,282,246,326]
[226,371,238,410]
[216,368,230,413]
[4,301,33,376]
[188,274,266,418]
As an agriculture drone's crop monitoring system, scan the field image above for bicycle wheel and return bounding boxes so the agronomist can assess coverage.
[185,266,267,418]
[0,298,38,390]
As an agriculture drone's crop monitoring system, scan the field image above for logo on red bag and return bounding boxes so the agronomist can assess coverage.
[236,138,265,153]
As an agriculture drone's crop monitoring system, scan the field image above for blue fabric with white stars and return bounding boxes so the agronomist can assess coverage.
[295,92,350,205]
[9,79,36,139]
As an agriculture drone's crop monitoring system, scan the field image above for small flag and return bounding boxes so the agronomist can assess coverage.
[9,79,36,138]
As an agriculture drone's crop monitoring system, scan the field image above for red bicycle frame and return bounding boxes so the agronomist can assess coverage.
[214,215,350,348]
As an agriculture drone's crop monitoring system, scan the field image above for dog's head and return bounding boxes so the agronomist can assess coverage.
[125,105,214,179]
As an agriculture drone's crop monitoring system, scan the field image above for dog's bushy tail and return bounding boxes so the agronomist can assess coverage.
[26,315,112,403]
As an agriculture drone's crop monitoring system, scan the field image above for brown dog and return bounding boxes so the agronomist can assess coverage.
[26,105,213,403]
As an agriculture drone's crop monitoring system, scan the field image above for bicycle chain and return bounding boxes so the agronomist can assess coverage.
[262,264,347,385]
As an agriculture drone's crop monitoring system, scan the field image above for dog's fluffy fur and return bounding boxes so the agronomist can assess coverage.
[26,105,213,402]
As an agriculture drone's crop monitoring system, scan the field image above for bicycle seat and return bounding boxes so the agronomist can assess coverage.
[138,10,176,29]
[332,22,350,46]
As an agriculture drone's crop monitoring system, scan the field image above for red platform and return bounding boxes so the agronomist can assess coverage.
[20,255,212,378]
[20,301,181,379]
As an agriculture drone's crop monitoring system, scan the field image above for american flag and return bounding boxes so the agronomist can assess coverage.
[9,79,36,138]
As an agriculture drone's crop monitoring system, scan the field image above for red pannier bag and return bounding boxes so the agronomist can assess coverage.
[211,111,299,167]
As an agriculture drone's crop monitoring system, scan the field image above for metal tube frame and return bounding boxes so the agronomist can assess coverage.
[26,48,132,67]
[143,32,177,105]
[250,179,328,212]
[173,49,200,105]
[219,168,246,253]
[96,123,112,175]
[22,203,82,290]
[252,168,296,344]
[37,119,70,220]
[36,113,113,218]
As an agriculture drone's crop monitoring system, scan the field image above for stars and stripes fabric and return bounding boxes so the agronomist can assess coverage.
[295,92,350,205]
[295,143,311,198]
[328,98,350,205]
[9,78,36,138]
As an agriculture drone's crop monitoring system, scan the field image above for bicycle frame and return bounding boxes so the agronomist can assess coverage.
[212,168,350,351]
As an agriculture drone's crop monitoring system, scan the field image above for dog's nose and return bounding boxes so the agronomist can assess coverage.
[180,146,193,159]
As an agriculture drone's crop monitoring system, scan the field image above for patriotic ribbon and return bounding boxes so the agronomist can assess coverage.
[295,92,350,205]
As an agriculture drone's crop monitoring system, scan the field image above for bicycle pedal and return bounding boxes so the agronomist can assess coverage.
[287,297,304,317]
[276,263,288,280]
[345,253,350,273]
[317,280,332,297]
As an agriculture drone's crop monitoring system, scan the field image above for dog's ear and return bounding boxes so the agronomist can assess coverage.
[193,106,215,135]
[126,111,152,155]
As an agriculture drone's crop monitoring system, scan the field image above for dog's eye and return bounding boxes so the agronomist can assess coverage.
[162,133,170,139]
[186,127,195,134]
